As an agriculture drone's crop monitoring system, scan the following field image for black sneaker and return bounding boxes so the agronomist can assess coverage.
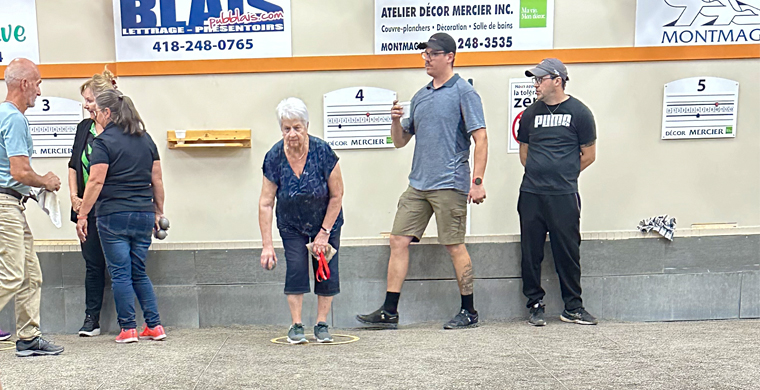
[78,314,101,337]
[443,308,479,329]
[16,337,64,357]
[528,302,546,326]
[356,307,399,329]
[560,308,598,325]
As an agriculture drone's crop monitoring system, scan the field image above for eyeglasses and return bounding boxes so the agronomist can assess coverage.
[533,75,557,85]
[421,50,445,60]
[281,124,304,134]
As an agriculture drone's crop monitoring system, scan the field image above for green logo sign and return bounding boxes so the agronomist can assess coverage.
[726,126,733,134]
[0,25,27,43]
[520,0,547,28]
[386,136,393,144]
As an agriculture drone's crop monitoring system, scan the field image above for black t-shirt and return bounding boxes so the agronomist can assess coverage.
[517,96,596,195]
[89,122,160,217]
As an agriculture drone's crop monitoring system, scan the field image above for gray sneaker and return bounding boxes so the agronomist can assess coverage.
[314,322,333,343]
[16,336,64,357]
[287,323,308,344]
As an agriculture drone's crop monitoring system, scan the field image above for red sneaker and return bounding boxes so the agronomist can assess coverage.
[115,328,138,343]
[139,324,166,341]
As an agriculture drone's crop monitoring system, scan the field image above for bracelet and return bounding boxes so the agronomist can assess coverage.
[77,215,87,220]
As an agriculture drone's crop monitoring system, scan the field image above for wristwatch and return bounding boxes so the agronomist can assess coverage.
[473,177,482,185]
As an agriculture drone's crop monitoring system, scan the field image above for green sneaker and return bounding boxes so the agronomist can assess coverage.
[314,322,333,343]
[287,323,308,344]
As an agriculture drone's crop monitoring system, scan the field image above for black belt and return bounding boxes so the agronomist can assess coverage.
[0,187,27,202]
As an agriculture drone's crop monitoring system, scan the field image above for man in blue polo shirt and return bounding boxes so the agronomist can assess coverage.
[0,58,64,356]
[357,33,488,329]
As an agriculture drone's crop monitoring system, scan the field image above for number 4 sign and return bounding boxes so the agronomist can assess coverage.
[323,87,397,150]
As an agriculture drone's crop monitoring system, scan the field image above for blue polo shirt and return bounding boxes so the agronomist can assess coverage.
[402,74,486,194]
[0,102,34,196]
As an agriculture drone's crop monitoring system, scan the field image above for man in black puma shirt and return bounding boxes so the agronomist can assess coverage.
[516,58,598,327]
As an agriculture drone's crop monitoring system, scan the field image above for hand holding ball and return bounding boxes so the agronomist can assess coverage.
[154,216,170,240]
[158,216,170,230]
[155,229,168,240]
[261,247,277,271]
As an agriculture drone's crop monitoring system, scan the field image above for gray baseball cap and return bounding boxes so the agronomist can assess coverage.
[525,58,569,81]
[418,33,457,54]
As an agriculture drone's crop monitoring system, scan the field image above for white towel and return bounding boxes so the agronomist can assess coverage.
[637,215,676,241]
[31,188,61,228]
[305,242,337,262]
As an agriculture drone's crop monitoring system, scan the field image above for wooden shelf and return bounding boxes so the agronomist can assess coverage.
[167,130,251,149]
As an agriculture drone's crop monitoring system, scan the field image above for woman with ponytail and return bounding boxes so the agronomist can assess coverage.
[67,69,115,337]
[75,89,167,343]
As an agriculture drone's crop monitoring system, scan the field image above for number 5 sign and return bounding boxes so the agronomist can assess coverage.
[323,87,397,150]
[661,77,739,140]
[508,78,536,153]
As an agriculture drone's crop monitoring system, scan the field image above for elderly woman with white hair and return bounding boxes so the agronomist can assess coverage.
[259,97,344,344]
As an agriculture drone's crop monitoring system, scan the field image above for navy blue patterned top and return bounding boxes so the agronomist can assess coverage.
[263,135,343,237]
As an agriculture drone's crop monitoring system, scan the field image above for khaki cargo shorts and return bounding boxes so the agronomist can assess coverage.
[391,186,468,245]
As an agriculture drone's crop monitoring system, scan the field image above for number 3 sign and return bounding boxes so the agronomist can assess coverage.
[25,97,84,158]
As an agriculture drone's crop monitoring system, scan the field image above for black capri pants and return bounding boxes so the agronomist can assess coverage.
[280,227,341,296]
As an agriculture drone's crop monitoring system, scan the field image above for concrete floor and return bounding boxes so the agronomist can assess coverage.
[1,319,758,389]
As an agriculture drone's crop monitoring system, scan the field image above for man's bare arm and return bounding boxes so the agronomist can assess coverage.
[519,143,529,167]
[9,156,60,191]
[580,141,596,172]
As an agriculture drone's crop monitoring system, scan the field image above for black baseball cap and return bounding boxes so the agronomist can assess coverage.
[418,33,457,54]
[525,58,569,81]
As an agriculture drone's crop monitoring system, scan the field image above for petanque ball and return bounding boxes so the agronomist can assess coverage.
[158,217,170,230]
[268,258,276,270]
[155,229,168,240]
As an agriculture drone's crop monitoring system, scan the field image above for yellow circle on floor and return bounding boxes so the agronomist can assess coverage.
[0,341,15,351]
[270,334,359,345]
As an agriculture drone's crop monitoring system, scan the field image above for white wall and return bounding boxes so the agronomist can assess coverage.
[6,0,758,242]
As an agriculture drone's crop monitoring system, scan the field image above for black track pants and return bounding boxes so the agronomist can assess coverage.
[518,191,583,312]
